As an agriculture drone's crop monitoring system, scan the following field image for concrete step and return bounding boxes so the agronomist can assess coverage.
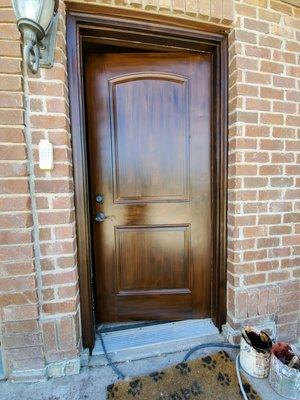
[90,319,223,367]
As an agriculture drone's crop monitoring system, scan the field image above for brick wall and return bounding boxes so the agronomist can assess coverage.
[28,1,81,377]
[0,1,80,381]
[0,0,45,380]
[0,0,299,382]
[69,0,234,25]
[227,0,300,343]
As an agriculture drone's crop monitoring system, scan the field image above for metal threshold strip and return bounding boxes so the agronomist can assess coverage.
[91,319,222,366]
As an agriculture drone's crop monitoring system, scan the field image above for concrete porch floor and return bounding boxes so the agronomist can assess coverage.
[0,346,285,400]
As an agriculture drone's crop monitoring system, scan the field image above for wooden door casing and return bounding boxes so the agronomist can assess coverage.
[85,52,212,322]
[67,13,228,348]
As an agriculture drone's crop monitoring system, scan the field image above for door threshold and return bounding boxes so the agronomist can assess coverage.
[90,319,222,367]
[97,320,173,334]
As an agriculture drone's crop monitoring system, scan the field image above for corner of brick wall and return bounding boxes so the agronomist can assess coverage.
[0,0,46,380]
[227,0,300,343]
[0,0,81,381]
[29,0,81,369]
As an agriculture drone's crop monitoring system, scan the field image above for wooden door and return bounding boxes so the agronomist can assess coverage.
[85,52,212,322]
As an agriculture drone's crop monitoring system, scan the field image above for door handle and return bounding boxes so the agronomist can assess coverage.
[94,212,107,223]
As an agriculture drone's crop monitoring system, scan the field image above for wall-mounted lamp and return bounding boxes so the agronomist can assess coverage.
[12,0,59,74]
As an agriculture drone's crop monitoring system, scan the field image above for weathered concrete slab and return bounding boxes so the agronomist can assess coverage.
[0,346,285,400]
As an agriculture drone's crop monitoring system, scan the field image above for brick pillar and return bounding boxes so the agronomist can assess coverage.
[226,0,300,344]
[0,1,80,381]
[0,1,46,381]
[27,1,81,377]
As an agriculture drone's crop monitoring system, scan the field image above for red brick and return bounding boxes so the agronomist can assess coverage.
[35,179,73,194]
[259,36,282,48]
[231,138,257,150]
[282,235,300,246]
[260,139,283,150]
[273,76,296,89]
[39,210,74,225]
[4,320,39,335]
[244,18,269,33]
[0,245,33,262]
[0,75,22,91]
[42,299,78,314]
[269,225,292,235]
[0,109,23,125]
[30,115,68,130]
[235,291,248,319]
[28,81,65,97]
[270,177,294,187]
[0,231,31,245]
[260,113,284,125]
[58,284,78,299]
[0,9,16,22]
[3,333,42,349]
[270,0,293,16]
[42,321,57,352]
[286,116,300,127]
[243,226,267,238]
[0,92,23,108]
[42,288,55,301]
[236,3,256,17]
[244,152,269,163]
[3,305,38,322]
[58,318,74,350]
[243,273,266,285]
[258,288,269,315]
[273,127,296,139]
[260,60,284,74]
[0,262,34,278]
[247,290,258,317]
[246,71,271,85]
[42,270,77,287]
[257,237,280,248]
[259,165,283,175]
[245,98,270,111]
[260,87,284,100]
[245,44,271,59]
[258,214,281,225]
[244,177,268,188]
[256,260,279,272]
[40,240,76,257]
[0,144,26,160]
[268,271,290,283]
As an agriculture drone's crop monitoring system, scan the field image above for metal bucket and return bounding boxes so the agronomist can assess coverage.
[269,352,300,399]
[240,336,271,378]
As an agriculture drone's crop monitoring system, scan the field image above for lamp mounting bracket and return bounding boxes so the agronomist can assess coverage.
[39,13,58,69]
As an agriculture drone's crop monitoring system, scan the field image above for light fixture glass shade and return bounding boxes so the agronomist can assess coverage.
[12,0,59,74]
[13,0,57,34]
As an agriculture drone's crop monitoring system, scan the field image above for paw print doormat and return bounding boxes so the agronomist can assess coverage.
[107,351,261,399]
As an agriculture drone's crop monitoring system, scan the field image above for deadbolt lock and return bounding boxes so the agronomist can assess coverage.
[95,194,104,204]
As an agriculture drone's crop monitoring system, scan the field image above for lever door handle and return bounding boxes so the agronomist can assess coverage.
[94,212,107,223]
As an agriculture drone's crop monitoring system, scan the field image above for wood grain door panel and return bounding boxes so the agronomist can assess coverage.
[116,225,190,293]
[109,73,190,203]
[85,52,212,322]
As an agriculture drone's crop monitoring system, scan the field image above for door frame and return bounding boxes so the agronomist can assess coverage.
[66,8,228,350]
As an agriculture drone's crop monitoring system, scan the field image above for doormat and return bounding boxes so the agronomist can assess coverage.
[107,351,260,399]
